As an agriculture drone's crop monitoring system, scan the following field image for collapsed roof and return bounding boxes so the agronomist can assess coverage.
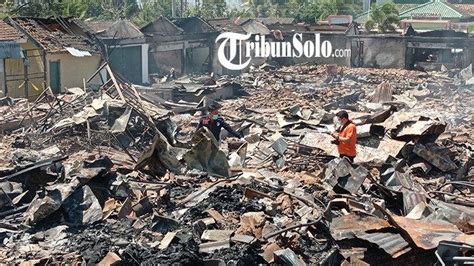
[8,17,100,54]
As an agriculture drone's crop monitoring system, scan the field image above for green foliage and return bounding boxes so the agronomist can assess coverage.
[367,2,400,32]
[184,0,227,18]
[182,0,364,21]
[85,0,139,19]
[10,0,140,20]
[4,0,14,10]
[3,0,367,26]
[319,0,338,20]
[5,0,172,27]
[365,19,375,31]
[133,0,171,27]
[289,0,319,22]
[60,0,88,18]
[225,8,253,18]
[469,23,474,33]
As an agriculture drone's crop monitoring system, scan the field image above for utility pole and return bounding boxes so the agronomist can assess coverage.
[172,0,176,17]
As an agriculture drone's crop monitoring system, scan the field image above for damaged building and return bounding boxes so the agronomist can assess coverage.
[0,20,26,97]
[142,16,218,77]
[347,24,474,69]
[4,17,102,99]
[82,19,150,85]
[405,29,473,70]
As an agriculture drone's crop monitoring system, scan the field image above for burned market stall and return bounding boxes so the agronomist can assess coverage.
[0,60,473,265]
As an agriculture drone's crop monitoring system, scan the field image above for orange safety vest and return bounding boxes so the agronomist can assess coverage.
[338,122,357,157]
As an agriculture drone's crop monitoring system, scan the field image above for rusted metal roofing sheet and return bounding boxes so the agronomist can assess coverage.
[357,232,412,258]
[391,216,474,250]
[330,214,392,240]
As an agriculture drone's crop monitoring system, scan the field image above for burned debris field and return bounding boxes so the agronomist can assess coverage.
[0,63,473,265]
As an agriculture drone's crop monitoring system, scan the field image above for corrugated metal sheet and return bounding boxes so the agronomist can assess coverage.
[330,214,391,240]
[402,191,426,215]
[65,47,92,57]
[241,20,271,35]
[357,232,412,258]
[391,215,474,250]
[208,18,245,33]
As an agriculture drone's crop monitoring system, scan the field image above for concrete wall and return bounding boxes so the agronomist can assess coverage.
[187,47,210,73]
[349,36,406,68]
[464,47,474,68]
[47,53,102,92]
[5,50,102,99]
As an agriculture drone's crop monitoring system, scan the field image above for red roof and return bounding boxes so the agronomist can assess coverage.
[452,4,474,16]
[10,17,99,53]
[0,21,23,41]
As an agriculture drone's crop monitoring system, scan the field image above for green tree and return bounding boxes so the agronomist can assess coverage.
[95,0,139,19]
[318,0,338,20]
[59,0,88,18]
[468,23,474,33]
[290,1,319,22]
[133,0,171,27]
[184,0,227,18]
[10,0,139,19]
[225,7,252,18]
[365,2,400,32]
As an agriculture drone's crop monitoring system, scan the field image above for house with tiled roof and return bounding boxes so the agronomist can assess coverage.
[4,17,102,99]
[400,0,467,19]
[398,0,474,30]
[82,19,149,85]
[0,20,24,42]
[0,20,26,97]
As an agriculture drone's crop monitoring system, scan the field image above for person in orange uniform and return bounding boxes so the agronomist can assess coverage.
[331,111,357,163]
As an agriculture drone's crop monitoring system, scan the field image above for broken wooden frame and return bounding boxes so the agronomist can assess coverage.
[85,63,163,163]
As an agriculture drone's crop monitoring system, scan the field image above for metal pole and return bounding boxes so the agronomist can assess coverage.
[3,59,7,96]
[42,49,47,90]
[172,0,176,17]
[24,58,29,99]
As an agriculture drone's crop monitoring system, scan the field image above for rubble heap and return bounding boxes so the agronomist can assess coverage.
[0,64,473,265]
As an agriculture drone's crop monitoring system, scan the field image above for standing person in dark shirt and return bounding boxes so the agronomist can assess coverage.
[197,103,243,142]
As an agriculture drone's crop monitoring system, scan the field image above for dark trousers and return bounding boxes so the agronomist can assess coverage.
[340,154,355,163]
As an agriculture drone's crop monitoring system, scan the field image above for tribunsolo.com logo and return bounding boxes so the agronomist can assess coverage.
[216,32,351,71]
